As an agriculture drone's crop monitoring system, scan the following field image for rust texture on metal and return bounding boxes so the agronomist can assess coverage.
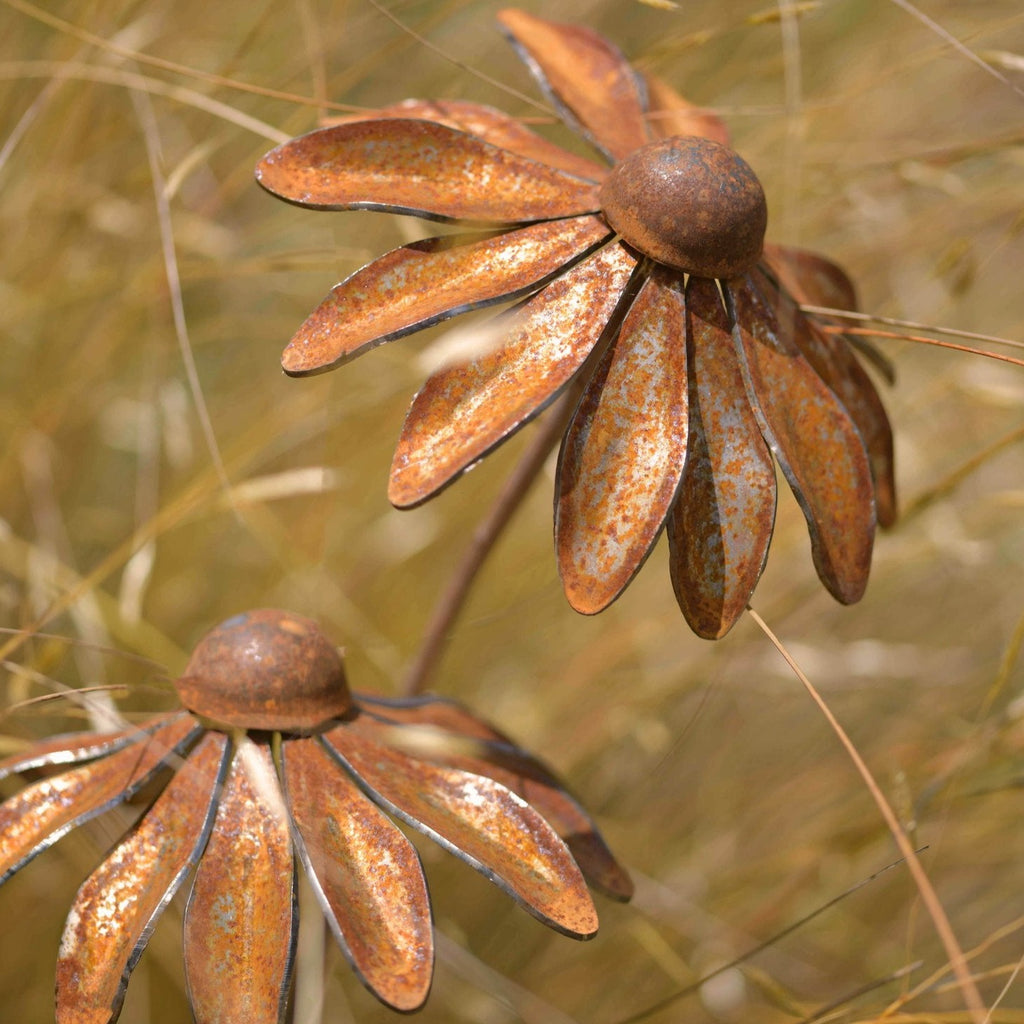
[667,276,776,639]
[326,98,608,182]
[350,706,633,901]
[496,8,649,163]
[184,740,296,1024]
[726,274,876,605]
[55,732,228,1024]
[256,118,601,223]
[388,242,639,508]
[282,735,434,1013]
[557,265,690,615]
[0,712,181,782]
[175,608,351,731]
[283,218,612,376]
[0,715,199,883]
[642,72,731,147]
[599,137,767,278]
[324,725,599,939]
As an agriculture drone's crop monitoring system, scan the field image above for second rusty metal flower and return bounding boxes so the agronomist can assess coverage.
[257,9,896,639]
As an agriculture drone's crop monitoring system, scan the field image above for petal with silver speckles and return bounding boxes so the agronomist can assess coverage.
[324,726,598,939]
[726,273,875,605]
[256,119,600,223]
[0,715,200,885]
[348,707,632,902]
[557,266,689,615]
[55,732,227,1024]
[281,736,433,1013]
[282,217,612,375]
[184,738,296,1024]
[326,99,607,182]
[388,241,640,508]
[497,9,649,163]
[668,276,776,639]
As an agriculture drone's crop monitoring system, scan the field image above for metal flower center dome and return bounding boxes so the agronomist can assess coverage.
[174,608,352,731]
[598,135,767,279]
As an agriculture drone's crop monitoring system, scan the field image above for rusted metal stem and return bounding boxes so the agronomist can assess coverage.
[401,392,576,696]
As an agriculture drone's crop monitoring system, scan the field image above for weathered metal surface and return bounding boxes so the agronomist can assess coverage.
[184,739,295,1024]
[256,118,601,223]
[497,9,648,163]
[348,707,633,901]
[556,266,689,616]
[326,98,607,182]
[762,243,858,312]
[0,713,181,782]
[757,270,897,528]
[600,137,766,278]
[667,276,776,638]
[643,72,731,147]
[282,217,612,376]
[175,609,351,731]
[55,732,228,1024]
[282,736,433,1013]
[726,273,875,604]
[388,242,639,508]
[0,715,200,884]
[325,726,598,939]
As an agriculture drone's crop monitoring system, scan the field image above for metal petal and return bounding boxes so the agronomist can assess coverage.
[0,713,183,782]
[725,273,875,604]
[327,99,607,182]
[0,716,201,885]
[668,276,777,639]
[184,738,296,1024]
[388,241,640,508]
[349,708,632,902]
[282,216,612,375]
[762,243,858,312]
[642,73,731,147]
[757,270,897,527]
[281,736,433,1013]
[55,732,228,1024]
[324,726,598,939]
[556,265,689,615]
[256,118,601,223]
[497,9,649,163]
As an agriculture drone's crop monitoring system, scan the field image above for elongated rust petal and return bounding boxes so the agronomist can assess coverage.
[757,271,897,527]
[762,243,858,312]
[668,277,776,639]
[726,274,875,604]
[256,119,600,223]
[56,733,227,1024]
[349,709,632,901]
[557,266,689,615]
[282,217,612,375]
[325,724,598,939]
[0,716,200,884]
[327,99,607,182]
[281,736,433,1013]
[498,9,649,163]
[0,713,182,782]
[184,739,296,1024]
[389,241,640,508]
[643,73,731,147]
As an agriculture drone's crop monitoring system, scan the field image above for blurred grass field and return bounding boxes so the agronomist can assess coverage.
[2,0,1024,1021]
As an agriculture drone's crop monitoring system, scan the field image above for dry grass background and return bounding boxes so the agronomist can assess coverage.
[2,0,1024,1021]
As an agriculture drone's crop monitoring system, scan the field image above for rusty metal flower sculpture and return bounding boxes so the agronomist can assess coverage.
[256,9,896,639]
[0,609,629,1022]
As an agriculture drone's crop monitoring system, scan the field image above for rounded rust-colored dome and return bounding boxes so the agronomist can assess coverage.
[174,609,352,731]
[599,135,767,279]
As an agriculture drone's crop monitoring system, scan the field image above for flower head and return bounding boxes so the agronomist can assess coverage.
[256,9,896,638]
[0,609,629,1020]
